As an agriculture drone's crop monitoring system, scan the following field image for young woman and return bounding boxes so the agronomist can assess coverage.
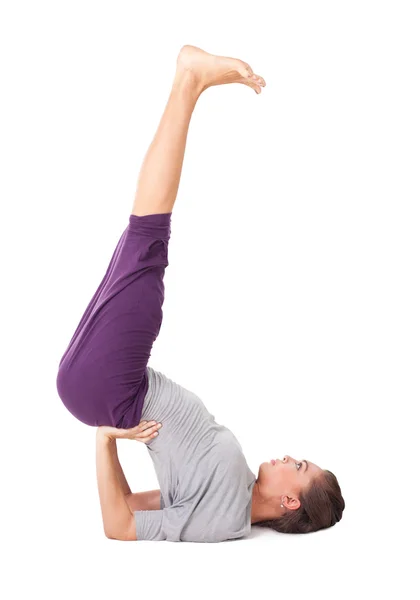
[56,45,345,542]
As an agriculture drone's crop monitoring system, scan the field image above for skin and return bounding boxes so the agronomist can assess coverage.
[250,456,324,524]
[131,44,266,218]
[96,421,162,540]
[95,44,266,541]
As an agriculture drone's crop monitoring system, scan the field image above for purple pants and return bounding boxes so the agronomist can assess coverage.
[56,212,172,429]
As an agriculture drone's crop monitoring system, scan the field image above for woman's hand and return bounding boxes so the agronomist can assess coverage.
[96,420,162,443]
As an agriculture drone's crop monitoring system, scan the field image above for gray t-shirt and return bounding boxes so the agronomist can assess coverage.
[134,366,257,542]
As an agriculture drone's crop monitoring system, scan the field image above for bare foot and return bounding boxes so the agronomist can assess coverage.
[176,45,266,95]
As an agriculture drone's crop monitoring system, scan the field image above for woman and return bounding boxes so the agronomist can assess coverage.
[56,45,345,542]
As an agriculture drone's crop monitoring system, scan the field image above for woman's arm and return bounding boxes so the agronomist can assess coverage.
[95,431,136,540]
[110,440,132,496]
[107,438,161,509]
[125,489,161,512]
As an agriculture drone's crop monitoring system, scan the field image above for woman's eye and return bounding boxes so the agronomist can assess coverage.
[296,462,302,470]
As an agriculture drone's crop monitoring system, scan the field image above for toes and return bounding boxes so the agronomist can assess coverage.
[237,64,253,80]
[234,60,265,93]
[252,73,266,87]
[244,79,262,94]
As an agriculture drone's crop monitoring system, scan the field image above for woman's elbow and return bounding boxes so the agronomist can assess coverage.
[104,529,128,540]
[104,516,137,541]
[104,528,118,540]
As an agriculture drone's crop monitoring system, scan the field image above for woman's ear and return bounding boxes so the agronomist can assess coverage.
[284,496,301,511]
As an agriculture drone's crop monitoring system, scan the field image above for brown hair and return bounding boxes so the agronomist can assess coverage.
[253,470,345,534]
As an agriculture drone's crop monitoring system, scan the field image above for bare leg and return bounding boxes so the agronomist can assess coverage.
[131,44,266,217]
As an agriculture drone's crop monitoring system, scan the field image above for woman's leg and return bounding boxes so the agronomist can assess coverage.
[57,213,172,428]
[57,45,266,428]
[131,44,266,218]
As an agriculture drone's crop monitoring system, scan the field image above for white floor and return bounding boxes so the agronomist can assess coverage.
[7,420,415,600]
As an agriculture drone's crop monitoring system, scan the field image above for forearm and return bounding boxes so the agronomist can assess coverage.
[111,440,132,496]
[95,433,134,539]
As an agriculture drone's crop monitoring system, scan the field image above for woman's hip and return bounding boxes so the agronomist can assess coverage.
[56,212,172,427]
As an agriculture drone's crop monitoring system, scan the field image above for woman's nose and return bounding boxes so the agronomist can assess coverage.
[282,455,298,463]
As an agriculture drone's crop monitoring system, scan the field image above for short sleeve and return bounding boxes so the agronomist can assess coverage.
[134,505,192,542]
[134,510,166,541]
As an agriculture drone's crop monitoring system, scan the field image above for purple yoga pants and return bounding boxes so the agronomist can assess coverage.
[56,212,172,429]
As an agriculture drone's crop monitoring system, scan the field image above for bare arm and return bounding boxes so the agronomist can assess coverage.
[107,432,161,510]
[125,489,161,512]
[110,440,132,496]
[106,436,161,510]
[95,432,136,541]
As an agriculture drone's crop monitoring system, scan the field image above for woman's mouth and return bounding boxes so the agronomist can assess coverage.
[271,459,276,466]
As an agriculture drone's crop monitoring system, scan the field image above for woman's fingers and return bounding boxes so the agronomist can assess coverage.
[134,428,159,443]
[140,423,161,437]
[138,421,162,434]
[138,420,161,431]
[127,420,162,441]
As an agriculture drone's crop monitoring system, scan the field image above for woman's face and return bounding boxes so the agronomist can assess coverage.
[257,455,324,505]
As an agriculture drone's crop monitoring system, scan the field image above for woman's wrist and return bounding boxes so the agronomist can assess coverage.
[96,428,116,443]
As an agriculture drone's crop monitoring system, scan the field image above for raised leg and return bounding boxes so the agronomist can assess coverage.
[131,44,266,217]
[57,46,266,429]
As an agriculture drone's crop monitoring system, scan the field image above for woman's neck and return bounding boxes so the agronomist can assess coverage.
[250,481,284,524]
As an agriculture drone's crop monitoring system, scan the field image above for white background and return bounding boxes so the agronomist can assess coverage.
[1,1,419,598]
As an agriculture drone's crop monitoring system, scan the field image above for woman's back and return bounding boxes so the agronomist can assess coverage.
[137,367,257,542]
